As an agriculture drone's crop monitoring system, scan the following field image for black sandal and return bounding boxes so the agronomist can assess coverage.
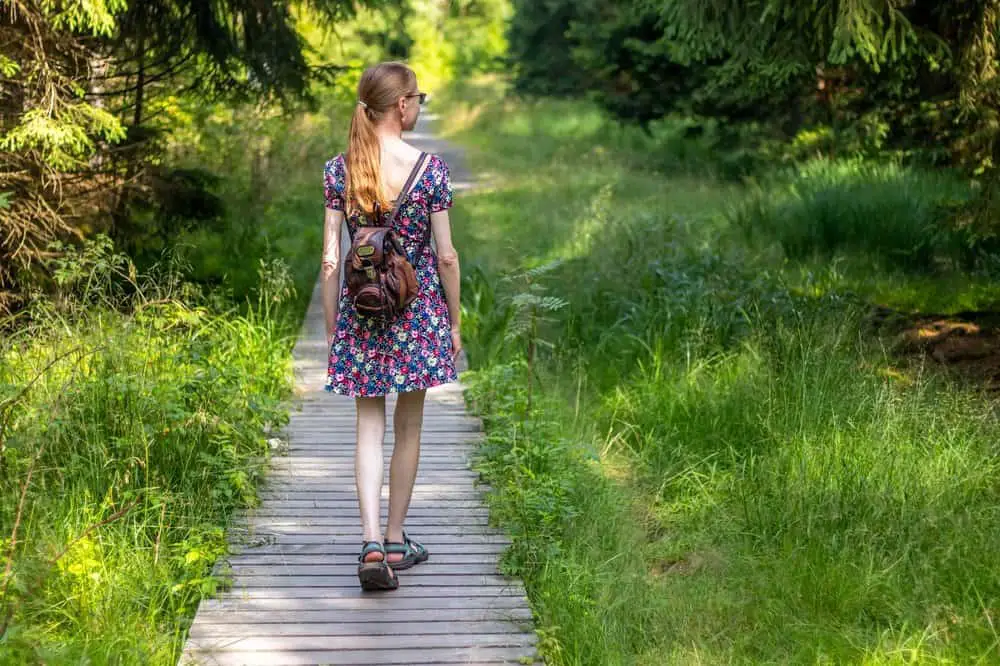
[357,541,398,591]
[384,530,429,570]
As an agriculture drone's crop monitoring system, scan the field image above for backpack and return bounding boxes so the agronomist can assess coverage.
[345,152,429,321]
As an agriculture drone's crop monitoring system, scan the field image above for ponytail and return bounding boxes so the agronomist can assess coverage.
[345,101,387,219]
[344,62,418,220]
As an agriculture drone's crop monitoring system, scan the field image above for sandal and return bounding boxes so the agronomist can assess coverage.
[384,530,429,570]
[357,541,398,591]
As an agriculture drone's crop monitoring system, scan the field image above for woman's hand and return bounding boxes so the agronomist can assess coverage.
[450,327,462,362]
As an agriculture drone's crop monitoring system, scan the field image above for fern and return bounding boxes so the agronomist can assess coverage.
[502,261,568,413]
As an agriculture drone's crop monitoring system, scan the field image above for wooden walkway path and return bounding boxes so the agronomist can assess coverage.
[180,116,538,666]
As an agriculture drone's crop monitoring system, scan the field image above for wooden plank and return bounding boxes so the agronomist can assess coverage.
[224,527,507,538]
[228,528,504,540]
[263,470,482,480]
[221,563,502,577]
[181,646,539,666]
[264,465,477,474]
[271,454,476,462]
[189,608,532,625]
[279,449,475,457]
[255,486,490,496]
[197,595,530,612]
[221,573,518,588]
[223,542,510,556]
[221,553,502,566]
[188,620,530,638]
[210,586,526,599]
[243,510,492,520]
[244,494,489,508]
[185,633,534,652]
[234,515,492,527]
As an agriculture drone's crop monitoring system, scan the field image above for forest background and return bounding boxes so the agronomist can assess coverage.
[4,0,1000,663]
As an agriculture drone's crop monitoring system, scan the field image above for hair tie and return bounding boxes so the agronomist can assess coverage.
[357,100,368,109]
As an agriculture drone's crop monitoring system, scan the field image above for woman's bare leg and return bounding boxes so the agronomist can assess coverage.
[385,389,425,562]
[355,396,386,561]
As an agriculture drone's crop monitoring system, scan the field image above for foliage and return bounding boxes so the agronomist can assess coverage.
[0,0,383,316]
[448,80,1000,664]
[509,0,1000,176]
[733,158,983,270]
[0,235,295,662]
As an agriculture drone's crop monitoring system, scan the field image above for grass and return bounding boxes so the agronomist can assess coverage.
[445,76,1000,664]
[0,93,351,662]
[0,247,293,662]
[732,158,980,271]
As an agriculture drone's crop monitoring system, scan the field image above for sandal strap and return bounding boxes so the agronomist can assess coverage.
[358,540,385,562]
[385,532,427,556]
[404,531,427,554]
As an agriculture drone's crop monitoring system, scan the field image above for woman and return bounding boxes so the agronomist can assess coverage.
[320,61,462,591]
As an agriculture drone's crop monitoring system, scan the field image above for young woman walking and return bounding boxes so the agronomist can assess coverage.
[319,62,462,591]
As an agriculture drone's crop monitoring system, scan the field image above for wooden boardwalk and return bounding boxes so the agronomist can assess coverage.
[180,117,538,666]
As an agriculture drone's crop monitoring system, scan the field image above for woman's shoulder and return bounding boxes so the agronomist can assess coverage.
[425,153,451,178]
[324,152,345,170]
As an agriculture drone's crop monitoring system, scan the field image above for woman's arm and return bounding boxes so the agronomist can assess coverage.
[321,207,344,345]
[430,209,462,360]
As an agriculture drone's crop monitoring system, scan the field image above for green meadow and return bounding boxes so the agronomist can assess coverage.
[444,78,1000,665]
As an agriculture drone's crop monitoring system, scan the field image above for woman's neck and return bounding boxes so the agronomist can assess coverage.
[375,122,402,142]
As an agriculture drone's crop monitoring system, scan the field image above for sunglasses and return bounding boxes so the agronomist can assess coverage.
[405,92,427,105]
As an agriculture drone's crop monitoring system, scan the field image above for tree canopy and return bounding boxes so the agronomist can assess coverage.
[0,0,383,314]
[509,0,1000,172]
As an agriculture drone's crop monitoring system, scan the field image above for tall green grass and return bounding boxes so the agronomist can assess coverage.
[0,87,345,666]
[733,159,978,271]
[448,77,1000,664]
[0,238,296,663]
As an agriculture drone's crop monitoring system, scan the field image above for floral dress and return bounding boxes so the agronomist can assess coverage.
[323,153,458,397]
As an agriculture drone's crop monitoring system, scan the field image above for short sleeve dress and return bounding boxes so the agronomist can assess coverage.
[322,153,459,397]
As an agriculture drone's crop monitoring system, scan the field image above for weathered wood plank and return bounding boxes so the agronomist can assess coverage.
[185,633,534,652]
[224,533,511,546]
[254,487,491,497]
[253,498,493,509]
[180,646,539,666]
[210,586,526,600]
[228,528,505,540]
[190,606,531,624]
[223,542,510,556]
[243,511,492,521]
[221,564,503,577]
[188,620,531,638]
[221,573,517,588]
[221,553,501,566]
[197,595,530,612]
[233,510,487,532]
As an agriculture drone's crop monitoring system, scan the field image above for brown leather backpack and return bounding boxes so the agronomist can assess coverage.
[345,152,429,321]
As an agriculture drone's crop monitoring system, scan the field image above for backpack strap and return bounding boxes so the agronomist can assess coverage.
[388,152,431,266]
[388,152,428,225]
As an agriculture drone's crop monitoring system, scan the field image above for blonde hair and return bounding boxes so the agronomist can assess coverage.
[346,62,418,219]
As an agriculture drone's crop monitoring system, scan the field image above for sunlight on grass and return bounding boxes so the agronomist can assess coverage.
[450,82,1000,665]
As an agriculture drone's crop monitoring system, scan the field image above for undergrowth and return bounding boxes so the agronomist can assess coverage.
[0,237,298,663]
[448,76,1000,665]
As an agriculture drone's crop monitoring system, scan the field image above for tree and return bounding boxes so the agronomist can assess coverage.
[0,0,385,314]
